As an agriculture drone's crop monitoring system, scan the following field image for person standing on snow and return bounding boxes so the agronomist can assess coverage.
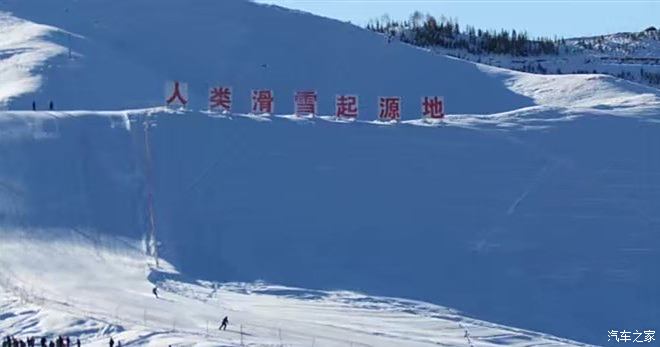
[219,316,229,331]
[152,286,159,298]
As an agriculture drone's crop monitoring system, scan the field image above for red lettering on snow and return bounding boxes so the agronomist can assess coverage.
[379,97,401,121]
[252,90,274,114]
[422,96,444,119]
[209,87,232,111]
[336,95,358,118]
[295,91,317,116]
[166,81,188,106]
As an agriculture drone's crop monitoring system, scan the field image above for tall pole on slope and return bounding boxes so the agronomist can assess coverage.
[143,119,159,268]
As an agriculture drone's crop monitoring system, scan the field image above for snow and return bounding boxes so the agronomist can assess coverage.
[0,229,592,347]
[0,13,65,109]
[0,0,659,346]
[477,64,660,110]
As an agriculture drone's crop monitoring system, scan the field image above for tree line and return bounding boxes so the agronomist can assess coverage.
[366,12,562,56]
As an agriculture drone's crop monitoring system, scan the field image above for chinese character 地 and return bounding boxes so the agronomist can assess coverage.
[422,96,444,119]
[379,96,401,121]
[209,86,232,112]
[336,95,358,119]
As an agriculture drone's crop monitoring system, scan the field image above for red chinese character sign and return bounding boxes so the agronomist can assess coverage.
[422,96,445,119]
[165,81,188,108]
[378,97,401,121]
[252,89,274,115]
[336,95,359,119]
[209,86,232,113]
[294,91,317,116]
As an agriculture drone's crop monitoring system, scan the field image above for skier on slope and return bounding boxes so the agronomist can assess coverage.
[152,286,159,298]
[219,316,229,331]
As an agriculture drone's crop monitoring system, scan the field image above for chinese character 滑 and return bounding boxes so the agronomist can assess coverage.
[252,90,274,114]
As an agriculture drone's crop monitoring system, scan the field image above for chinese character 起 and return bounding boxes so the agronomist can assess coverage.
[336,95,358,119]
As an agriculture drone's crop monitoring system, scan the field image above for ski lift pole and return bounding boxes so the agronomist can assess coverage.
[143,118,159,268]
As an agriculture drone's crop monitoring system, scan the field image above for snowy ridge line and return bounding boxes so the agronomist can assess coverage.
[0,105,640,136]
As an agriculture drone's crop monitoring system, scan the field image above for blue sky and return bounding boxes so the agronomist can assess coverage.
[255,0,659,38]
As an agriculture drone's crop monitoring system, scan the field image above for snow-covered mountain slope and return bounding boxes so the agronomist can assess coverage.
[0,13,65,109]
[0,230,593,347]
[388,23,660,88]
[1,0,660,346]
[1,106,659,346]
[0,0,531,114]
[0,0,659,115]
[567,28,660,58]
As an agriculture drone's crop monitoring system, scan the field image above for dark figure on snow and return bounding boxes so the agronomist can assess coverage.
[48,341,54,347]
[49,101,54,111]
[109,337,114,347]
[65,337,69,347]
[219,316,229,331]
[152,286,158,298]
[32,101,36,111]
[40,338,46,347]
[75,340,80,347]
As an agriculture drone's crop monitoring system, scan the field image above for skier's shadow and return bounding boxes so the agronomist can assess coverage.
[154,296,175,303]
[220,328,254,337]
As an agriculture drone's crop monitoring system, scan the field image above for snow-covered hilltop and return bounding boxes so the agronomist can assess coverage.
[1,1,659,346]
[368,15,660,88]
